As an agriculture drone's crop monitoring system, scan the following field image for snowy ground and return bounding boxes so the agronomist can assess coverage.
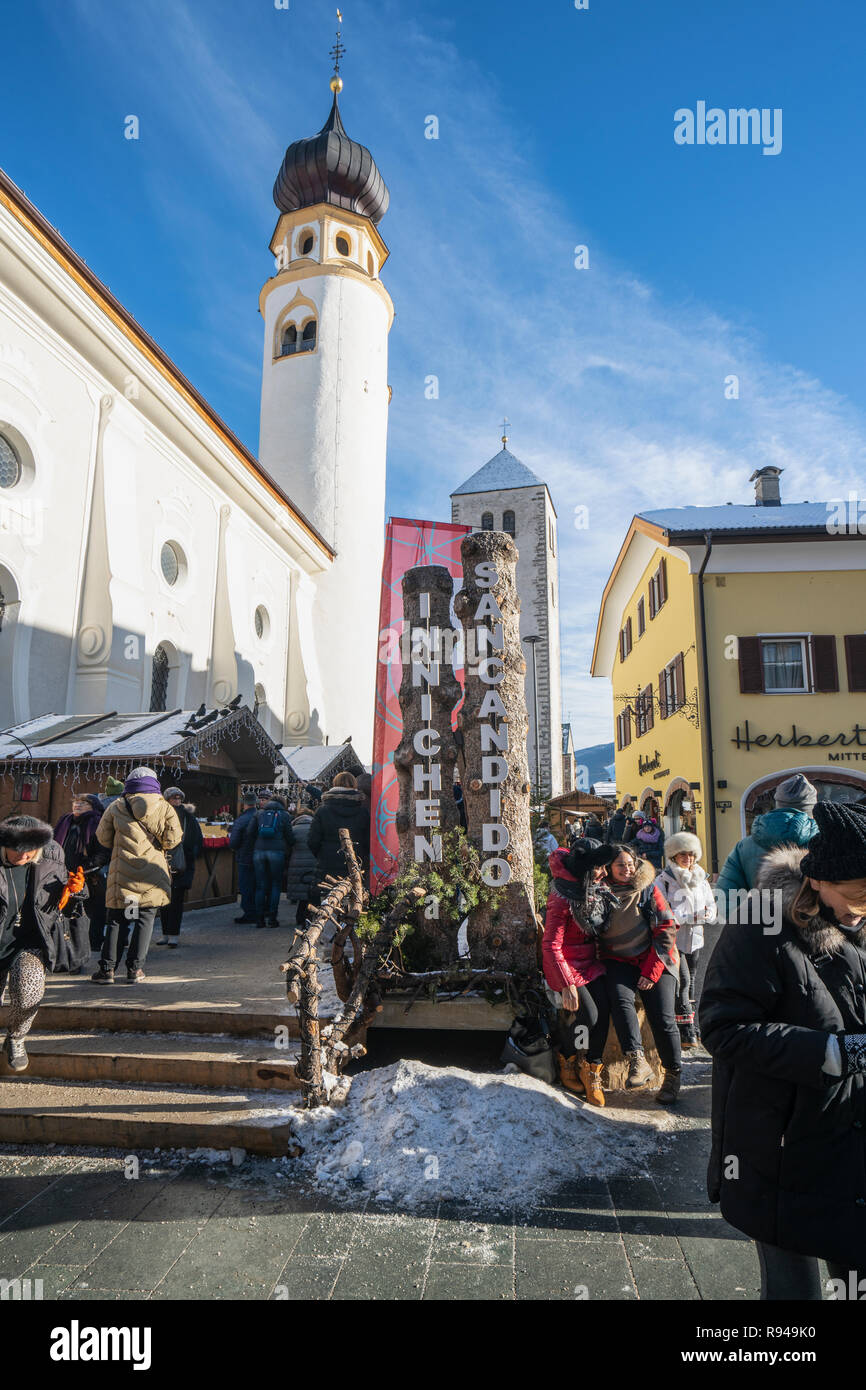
[286,1056,703,1212]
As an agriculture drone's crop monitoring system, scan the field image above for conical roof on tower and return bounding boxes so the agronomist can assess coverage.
[451,444,543,497]
[272,89,389,225]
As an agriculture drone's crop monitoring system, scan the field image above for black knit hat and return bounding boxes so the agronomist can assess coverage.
[565,837,616,879]
[0,816,54,852]
[800,801,866,882]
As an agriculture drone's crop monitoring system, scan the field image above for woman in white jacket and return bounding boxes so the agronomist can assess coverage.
[655,831,717,1047]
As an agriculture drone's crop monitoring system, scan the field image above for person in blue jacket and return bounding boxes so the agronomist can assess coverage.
[229,792,259,924]
[243,796,294,929]
[716,774,819,897]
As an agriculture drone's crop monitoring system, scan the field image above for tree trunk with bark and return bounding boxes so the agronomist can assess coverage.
[454,531,536,974]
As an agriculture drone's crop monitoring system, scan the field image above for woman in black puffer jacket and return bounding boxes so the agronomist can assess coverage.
[308,772,370,902]
[286,810,317,926]
[700,800,866,1299]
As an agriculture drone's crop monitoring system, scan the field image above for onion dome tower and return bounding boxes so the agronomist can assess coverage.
[258,20,393,762]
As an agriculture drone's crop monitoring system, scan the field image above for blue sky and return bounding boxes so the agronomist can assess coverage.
[3,0,866,746]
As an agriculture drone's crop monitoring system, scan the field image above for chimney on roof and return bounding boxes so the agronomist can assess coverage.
[750,466,783,507]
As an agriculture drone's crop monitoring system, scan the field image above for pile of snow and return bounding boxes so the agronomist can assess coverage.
[288,1059,676,1211]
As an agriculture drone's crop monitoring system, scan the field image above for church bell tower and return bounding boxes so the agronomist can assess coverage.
[258,31,392,760]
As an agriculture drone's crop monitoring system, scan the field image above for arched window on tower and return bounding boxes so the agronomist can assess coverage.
[150,644,170,712]
[299,319,317,353]
[503,510,516,537]
[280,325,298,357]
[481,512,494,531]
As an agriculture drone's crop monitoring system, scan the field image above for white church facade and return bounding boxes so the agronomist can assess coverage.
[0,76,391,763]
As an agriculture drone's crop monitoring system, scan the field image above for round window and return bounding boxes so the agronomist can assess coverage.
[160,541,184,586]
[0,433,21,489]
[335,234,350,256]
[254,605,270,640]
[300,234,314,255]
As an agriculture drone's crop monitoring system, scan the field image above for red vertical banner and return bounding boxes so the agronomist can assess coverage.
[370,518,470,893]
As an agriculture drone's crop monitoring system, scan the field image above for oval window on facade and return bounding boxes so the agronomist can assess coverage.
[335,234,350,256]
[160,541,185,587]
[300,233,314,255]
[0,433,21,490]
[254,605,270,640]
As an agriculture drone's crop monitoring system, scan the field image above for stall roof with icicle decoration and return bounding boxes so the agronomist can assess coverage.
[0,706,286,782]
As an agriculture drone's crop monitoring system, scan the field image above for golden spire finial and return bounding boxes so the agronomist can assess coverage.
[330,10,345,93]
[501,416,511,448]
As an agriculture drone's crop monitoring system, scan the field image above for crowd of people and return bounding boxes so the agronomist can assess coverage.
[229,770,371,929]
[540,773,866,1298]
[0,763,372,1072]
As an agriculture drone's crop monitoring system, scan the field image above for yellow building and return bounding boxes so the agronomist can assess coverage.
[591,469,866,872]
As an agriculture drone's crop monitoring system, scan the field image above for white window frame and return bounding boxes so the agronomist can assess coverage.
[757,633,812,695]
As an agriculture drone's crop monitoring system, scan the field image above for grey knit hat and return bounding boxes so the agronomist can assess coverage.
[774,774,817,813]
[163,786,184,800]
[128,766,158,781]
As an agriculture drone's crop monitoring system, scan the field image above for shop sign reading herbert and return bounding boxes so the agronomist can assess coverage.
[411,562,512,888]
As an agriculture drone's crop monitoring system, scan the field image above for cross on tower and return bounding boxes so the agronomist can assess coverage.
[330,9,346,75]
[501,417,511,448]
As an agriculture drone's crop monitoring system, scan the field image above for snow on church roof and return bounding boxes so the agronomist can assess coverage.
[451,447,544,497]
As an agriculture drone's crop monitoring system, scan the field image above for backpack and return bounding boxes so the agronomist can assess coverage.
[257,808,282,841]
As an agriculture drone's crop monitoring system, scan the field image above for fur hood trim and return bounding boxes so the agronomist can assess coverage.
[756,844,866,955]
[0,817,54,852]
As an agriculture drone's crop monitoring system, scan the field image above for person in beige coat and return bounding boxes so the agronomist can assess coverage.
[91,766,182,984]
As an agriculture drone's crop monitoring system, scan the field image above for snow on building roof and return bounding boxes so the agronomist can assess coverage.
[0,707,284,780]
[638,502,832,535]
[451,447,544,497]
[279,742,362,781]
[591,781,617,799]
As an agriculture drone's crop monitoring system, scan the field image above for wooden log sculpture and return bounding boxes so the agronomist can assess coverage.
[454,531,536,975]
[280,828,411,1109]
[393,565,462,865]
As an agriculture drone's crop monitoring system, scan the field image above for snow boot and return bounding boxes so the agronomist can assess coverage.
[557,1052,585,1096]
[4,1034,28,1072]
[656,1068,682,1105]
[681,1013,699,1049]
[255,917,267,929]
[625,1048,654,1088]
[579,1058,606,1107]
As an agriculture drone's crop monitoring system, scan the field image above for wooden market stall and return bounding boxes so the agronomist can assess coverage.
[546,788,616,840]
[0,705,286,910]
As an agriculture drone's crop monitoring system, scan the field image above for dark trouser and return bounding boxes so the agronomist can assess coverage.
[85,877,107,951]
[756,1241,866,1300]
[604,958,682,1072]
[295,900,309,926]
[100,906,158,973]
[677,949,701,1019]
[159,880,187,937]
[555,976,610,1064]
[237,862,256,918]
[254,849,286,919]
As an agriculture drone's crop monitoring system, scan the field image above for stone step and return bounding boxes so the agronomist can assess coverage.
[0,1077,295,1155]
[0,1031,302,1092]
[0,1002,305,1040]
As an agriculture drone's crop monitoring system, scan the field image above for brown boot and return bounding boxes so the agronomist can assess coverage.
[625,1048,654,1088]
[656,1068,682,1105]
[557,1053,585,1096]
[579,1058,606,1107]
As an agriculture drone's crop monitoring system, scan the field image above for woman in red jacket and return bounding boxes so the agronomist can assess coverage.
[600,845,682,1104]
[543,838,618,1105]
